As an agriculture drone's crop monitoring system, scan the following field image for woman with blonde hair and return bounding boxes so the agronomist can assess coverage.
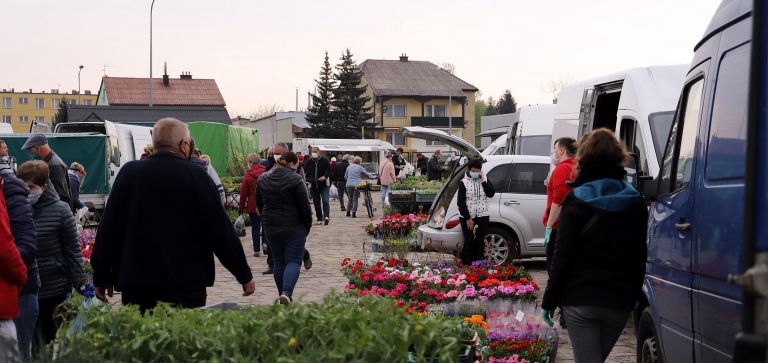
[541,129,647,362]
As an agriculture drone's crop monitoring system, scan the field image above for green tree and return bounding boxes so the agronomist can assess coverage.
[496,90,517,114]
[331,49,373,138]
[305,51,337,137]
[485,96,498,116]
[54,99,68,126]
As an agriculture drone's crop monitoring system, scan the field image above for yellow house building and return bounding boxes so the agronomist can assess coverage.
[359,55,478,162]
[0,88,97,133]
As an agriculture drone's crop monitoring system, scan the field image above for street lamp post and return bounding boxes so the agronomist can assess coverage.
[149,0,156,107]
[78,65,84,105]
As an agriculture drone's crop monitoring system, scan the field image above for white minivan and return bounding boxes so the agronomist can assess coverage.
[553,65,687,180]
[402,127,549,265]
[483,105,554,157]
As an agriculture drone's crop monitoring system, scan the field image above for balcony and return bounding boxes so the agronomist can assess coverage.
[411,116,465,128]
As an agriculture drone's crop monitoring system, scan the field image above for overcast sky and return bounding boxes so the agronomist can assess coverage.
[2,0,721,117]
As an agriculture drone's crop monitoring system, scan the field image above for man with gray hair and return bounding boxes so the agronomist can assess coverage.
[21,134,72,211]
[92,118,255,311]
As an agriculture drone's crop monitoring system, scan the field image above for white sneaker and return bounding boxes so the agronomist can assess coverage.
[279,294,291,307]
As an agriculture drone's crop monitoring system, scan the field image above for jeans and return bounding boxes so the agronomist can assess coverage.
[310,183,330,220]
[266,234,311,269]
[346,186,360,212]
[267,229,308,298]
[380,185,390,204]
[459,216,489,265]
[0,320,19,363]
[336,181,347,209]
[562,305,629,363]
[14,293,37,361]
[249,213,261,253]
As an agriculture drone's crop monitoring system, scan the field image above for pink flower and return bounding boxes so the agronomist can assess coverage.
[463,286,477,298]
[446,290,461,298]
[345,283,356,290]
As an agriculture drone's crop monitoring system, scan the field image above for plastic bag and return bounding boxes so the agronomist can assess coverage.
[234,214,247,237]
[330,184,339,199]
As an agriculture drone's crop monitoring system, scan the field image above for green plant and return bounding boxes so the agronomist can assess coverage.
[49,293,470,363]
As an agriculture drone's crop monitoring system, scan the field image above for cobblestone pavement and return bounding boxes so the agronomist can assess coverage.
[207,192,637,362]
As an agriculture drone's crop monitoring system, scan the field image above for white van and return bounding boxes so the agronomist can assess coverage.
[482,105,554,157]
[552,65,687,179]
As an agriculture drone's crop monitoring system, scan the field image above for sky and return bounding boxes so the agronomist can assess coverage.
[1,0,722,118]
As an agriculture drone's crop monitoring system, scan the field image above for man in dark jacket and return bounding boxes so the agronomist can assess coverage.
[426,150,443,181]
[304,146,332,225]
[392,148,406,177]
[21,134,72,212]
[91,118,255,311]
[2,173,38,359]
[332,154,350,211]
[416,153,428,176]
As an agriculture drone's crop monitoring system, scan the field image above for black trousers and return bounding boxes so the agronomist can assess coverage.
[545,228,558,275]
[122,287,207,313]
[459,216,489,265]
[34,293,68,351]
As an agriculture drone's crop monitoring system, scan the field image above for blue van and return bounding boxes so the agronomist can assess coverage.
[635,0,767,362]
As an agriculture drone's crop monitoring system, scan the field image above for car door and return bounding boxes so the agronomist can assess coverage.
[497,162,549,254]
[647,67,708,363]
[692,27,750,363]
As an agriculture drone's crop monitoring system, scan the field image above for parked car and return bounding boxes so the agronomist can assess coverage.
[402,127,549,265]
[635,0,758,362]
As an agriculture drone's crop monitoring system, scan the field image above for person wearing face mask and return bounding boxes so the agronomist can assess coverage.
[90,118,255,312]
[456,158,495,265]
[16,160,87,351]
[256,151,312,307]
[304,146,332,225]
[20,134,73,213]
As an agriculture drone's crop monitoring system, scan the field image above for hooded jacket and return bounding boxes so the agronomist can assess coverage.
[239,163,266,213]
[33,184,85,299]
[542,163,647,311]
[2,173,38,295]
[256,166,312,238]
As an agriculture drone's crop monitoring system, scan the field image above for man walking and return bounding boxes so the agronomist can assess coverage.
[543,137,576,328]
[415,153,428,176]
[21,135,72,211]
[392,147,406,177]
[426,149,443,181]
[333,154,350,211]
[304,147,331,225]
[91,118,255,311]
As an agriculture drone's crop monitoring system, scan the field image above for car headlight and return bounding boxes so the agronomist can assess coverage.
[428,206,446,229]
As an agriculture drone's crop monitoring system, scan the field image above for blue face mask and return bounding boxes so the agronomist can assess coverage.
[469,171,481,179]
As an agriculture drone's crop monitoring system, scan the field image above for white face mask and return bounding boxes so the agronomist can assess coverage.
[28,187,43,205]
[311,152,319,158]
[274,154,281,162]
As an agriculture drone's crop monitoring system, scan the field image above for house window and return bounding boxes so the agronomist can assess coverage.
[51,98,61,108]
[19,116,28,123]
[2,116,10,124]
[35,98,45,109]
[425,105,446,117]
[18,97,28,105]
[35,116,45,124]
[385,104,406,118]
[386,132,406,146]
[2,97,11,108]
[426,138,445,146]
[68,99,77,106]
[83,99,93,106]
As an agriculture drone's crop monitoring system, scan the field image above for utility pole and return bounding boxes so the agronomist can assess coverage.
[77,65,84,105]
[295,87,299,111]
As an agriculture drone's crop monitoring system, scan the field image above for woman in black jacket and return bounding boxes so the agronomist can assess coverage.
[541,129,647,363]
[457,158,494,265]
[256,152,312,307]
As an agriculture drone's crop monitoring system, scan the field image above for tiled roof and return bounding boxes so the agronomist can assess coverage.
[102,77,226,106]
[67,105,231,124]
[359,59,478,98]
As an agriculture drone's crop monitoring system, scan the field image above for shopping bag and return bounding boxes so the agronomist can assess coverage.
[234,214,247,237]
[330,184,339,199]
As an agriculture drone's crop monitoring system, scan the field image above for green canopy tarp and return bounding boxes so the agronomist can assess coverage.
[188,122,259,177]
[2,133,109,194]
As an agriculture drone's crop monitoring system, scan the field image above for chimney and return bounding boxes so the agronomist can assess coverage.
[84,90,91,95]
[71,90,79,95]
[162,62,170,86]
[51,89,59,94]
[399,53,408,62]
[180,71,192,80]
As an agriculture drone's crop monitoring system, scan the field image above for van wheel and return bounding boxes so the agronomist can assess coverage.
[483,227,519,265]
[637,307,662,363]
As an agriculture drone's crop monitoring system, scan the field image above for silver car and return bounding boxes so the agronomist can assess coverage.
[402,127,549,265]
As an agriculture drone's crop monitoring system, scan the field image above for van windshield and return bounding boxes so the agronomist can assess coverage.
[649,112,675,162]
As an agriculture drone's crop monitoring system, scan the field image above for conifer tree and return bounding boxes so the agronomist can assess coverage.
[331,49,373,138]
[305,51,336,137]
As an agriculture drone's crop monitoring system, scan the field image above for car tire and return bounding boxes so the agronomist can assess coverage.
[637,306,663,363]
[483,226,519,265]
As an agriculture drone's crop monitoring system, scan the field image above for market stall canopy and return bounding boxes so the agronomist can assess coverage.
[315,145,393,152]
[188,122,259,177]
